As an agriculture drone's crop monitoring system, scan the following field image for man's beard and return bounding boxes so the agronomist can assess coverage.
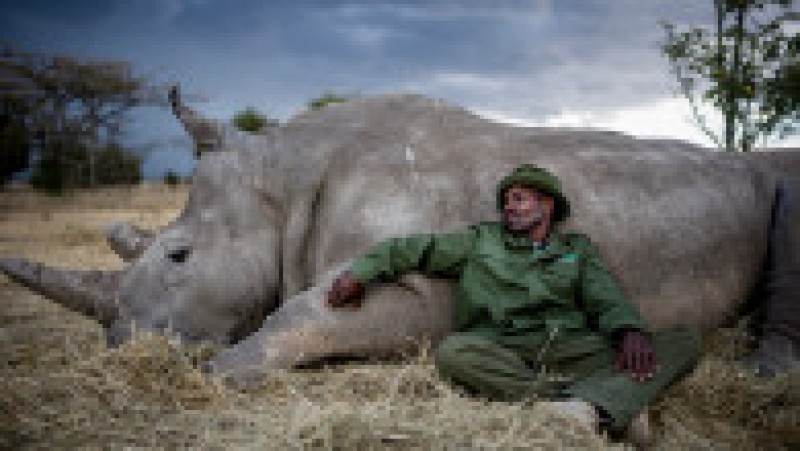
[504,211,545,235]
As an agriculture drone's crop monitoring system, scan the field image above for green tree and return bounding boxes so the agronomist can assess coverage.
[231,106,277,133]
[661,0,797,151]
[1,44,158,190]
[93,142,142,185]
[30,140,141,194]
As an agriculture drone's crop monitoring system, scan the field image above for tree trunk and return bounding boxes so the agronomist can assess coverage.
[733,4,746,151]
[721,1,736,152]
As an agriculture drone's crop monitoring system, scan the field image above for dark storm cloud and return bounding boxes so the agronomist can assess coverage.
[1,0,714,117]
[1,0,718,176]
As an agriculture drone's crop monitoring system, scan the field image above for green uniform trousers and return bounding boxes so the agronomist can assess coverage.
[435,326,700,430]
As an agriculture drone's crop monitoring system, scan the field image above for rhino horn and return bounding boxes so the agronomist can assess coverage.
[169,84,222,152]
[105,222,155,262]
[0,258,121,327]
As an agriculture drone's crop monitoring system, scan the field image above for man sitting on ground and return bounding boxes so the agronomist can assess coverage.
[327,164,700,444]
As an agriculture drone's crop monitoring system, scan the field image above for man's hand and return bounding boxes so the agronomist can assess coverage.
[615,329,658,382]
[326,271,364,308]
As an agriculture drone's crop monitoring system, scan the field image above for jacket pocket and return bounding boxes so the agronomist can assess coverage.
[534,257,580,301]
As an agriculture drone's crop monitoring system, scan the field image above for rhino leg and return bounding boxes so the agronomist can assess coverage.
[0,258,121,327]
[206,264,454,388]
[105,222,155,262]
[745,179,800,376]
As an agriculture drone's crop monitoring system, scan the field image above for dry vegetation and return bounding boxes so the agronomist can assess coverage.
[1,185,798,449]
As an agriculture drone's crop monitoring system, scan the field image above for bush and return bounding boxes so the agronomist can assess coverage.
[0,121,30,186]
[94,142,142,186]
[163,170,181,187]
[29,153,67,195]
[307,91,351,111]
[232,107,277,133]
[30,139,141,194]
[29,135,85,195]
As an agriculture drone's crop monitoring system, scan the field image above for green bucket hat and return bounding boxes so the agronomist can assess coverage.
[496,164,571,223]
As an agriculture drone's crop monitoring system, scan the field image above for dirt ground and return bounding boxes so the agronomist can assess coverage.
[1,184,798,449]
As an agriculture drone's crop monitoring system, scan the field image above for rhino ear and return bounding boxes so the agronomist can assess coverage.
[169,84,223,152]
[105,222,155,262]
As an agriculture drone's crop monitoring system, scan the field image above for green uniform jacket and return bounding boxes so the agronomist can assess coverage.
[349,222,648,353]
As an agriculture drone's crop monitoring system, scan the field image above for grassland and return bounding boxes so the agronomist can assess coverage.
[1,185,797,449]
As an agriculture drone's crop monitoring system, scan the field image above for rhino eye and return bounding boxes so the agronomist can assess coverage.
[167,246,191,263]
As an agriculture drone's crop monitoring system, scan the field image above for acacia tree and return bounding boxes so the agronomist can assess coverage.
[1,44,161,191]
[661,0,797,151]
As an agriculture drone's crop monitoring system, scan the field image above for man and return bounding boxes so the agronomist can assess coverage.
[327,164,699,444]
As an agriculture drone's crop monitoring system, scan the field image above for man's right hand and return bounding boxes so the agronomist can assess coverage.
[326,271,364,308]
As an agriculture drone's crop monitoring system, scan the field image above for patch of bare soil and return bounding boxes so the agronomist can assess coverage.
[1,185,797,449]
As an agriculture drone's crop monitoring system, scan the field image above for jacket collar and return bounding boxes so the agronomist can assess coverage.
[501,228,572,261]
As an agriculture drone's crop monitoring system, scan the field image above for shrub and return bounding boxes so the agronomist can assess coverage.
[307,91,351,111]
[30,140,141,194]
[232,107,278,133]
[163,170,181,187]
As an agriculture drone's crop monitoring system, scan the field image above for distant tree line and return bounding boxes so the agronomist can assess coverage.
[0,40,362,190]
[1,44,162,193]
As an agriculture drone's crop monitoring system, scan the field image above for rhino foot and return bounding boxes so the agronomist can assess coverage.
[743,333,800,377]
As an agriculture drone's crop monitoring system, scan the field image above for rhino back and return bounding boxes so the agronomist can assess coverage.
[286,96,778,332]
[230,94,792,332]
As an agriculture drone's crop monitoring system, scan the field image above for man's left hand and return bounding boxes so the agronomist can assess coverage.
[615,329,658,382]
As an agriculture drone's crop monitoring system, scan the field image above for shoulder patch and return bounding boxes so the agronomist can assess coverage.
[556,253,579,263]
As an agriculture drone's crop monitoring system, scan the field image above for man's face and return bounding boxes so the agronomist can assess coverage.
[502,185,554,234]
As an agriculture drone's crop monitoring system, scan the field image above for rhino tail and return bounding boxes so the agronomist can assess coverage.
[169,84,223,153]
[105,222,155,262]
[1,258,122,327]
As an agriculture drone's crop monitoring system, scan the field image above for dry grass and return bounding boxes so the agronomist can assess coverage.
[1,185,798,449]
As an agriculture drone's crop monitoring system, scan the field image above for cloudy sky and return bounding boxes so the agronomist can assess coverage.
[2,1,796,178]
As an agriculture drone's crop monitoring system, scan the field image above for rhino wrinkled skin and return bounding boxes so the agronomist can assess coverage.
[2,91,799,385]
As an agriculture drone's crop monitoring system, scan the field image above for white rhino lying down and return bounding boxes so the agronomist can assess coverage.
[2,90,799,386]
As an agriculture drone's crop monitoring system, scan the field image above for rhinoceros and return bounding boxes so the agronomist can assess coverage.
[2,88,799,386]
